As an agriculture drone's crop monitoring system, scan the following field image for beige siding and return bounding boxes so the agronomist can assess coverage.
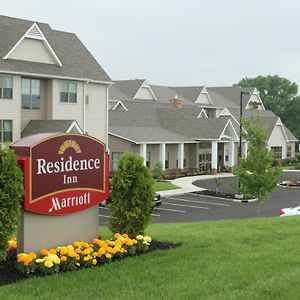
[108,134,138,154]
[185,144,197,168]
[166,144,178,169]
[0,75,21,142]
[45,80,53,119]
[147,144,160,169]
[9,38,56,65]
[21,79,47,130]
[196,93,211,105]
[51,79,83,128]
[85,83,107,141]
[268,125,287,158]
[135,87,155,100]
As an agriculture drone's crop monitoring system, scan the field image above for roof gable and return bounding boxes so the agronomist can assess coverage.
[4,23,62,66]
[195,87,213,105]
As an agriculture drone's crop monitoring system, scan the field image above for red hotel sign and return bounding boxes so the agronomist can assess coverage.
[11,133,109,215]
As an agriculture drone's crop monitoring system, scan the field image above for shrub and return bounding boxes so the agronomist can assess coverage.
[0,144,23,261]
[108,153,154,237]
[151,162,164,181]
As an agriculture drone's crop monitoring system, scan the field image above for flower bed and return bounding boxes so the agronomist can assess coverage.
[1,235,181,286]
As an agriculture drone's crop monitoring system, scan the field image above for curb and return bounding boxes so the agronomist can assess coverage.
[233,198,258,203]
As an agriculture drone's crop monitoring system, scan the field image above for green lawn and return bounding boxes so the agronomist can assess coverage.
[2,217,300,299]
[153,180,180,192]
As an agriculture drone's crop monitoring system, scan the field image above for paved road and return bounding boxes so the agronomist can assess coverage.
[99,171,300,225]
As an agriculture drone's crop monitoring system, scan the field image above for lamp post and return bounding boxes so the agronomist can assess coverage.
[238,91,251,190]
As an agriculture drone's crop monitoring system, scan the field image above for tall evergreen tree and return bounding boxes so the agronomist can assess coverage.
[108,152,154,237]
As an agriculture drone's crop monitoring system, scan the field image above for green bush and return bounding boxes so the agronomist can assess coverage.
[0,145,23,261]
[151,162,165,181]
[108,153,154,237]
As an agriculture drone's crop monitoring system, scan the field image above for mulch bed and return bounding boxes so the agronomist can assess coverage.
[193,189,253,200]
[0,240,181,286]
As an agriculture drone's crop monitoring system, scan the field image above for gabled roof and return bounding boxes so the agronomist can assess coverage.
[172,86,204,103]
[208,86,254,108]
[0,15,111,83]
[21,120,82,137]
[113,79,145,99]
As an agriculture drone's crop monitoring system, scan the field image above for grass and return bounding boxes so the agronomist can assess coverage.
[153,180,180,192]
[2,217,300,299]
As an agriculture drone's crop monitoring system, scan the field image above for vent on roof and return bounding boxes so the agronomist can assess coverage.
[27,24,43,39]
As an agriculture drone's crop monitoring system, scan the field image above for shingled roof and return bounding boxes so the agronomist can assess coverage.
[21,120,82,137]
[0,15,111,82]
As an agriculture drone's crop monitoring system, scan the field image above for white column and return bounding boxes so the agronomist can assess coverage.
[243,141,248,158]
[211,141,218,172]
[178,143,184,169]
[139,143,147,166]
[229,140,235,167]
[159,143,166,170]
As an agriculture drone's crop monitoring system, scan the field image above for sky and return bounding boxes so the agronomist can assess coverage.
[2,0,300,88]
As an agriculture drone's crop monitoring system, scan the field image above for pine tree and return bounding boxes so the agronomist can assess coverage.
[0,145,23,260]
[108,152,154,236]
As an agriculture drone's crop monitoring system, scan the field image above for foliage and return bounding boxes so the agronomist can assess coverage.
[12,233,151,275]
[108,153,154,236]
[151,162,165,181]
[234,116,282,204]
[213,177,223,194]
[0,145,23,261]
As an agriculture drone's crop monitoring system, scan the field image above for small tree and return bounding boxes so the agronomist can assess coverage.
[213,177,223,194]
[152,162,164,181]
[0,144,23,261]
[234,116,282,204]
[108,152,154,237]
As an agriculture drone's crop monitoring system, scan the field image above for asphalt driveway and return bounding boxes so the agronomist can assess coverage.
[99,171,300,225]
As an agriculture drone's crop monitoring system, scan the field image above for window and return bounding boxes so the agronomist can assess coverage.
[165,151,169,169]
[60,81,77,103]
[287,145,292,158]
[111,152,124,171]
[22,79,40,109]
[271,146,282,159]
[146,151,150,168]
[0,120,13,142]
[0,75,13,99]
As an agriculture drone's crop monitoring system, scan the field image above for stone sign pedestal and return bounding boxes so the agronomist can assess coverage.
[18,207,99,253]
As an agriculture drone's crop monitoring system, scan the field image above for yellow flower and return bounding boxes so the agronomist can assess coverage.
[143,236,152,243]
[83,256,90,261]
[36,258,44,263]
[75,248,82,254]
[60,256,67,262]
[49,248,56,254]
[136,235,143,240]
[67,245,74,252]
[105,253,112,259]
[40,249,49,256]
[28,252,37,259]
[17,253,27,263]
[92,259,97,265]
[60,247,68,256]
[44,260,53,268]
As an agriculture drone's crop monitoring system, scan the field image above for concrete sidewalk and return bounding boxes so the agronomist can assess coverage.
[159,172,235,197]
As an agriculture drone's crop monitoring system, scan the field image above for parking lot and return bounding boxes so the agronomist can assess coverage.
[99,171,300,225]
[99,192,256,225]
